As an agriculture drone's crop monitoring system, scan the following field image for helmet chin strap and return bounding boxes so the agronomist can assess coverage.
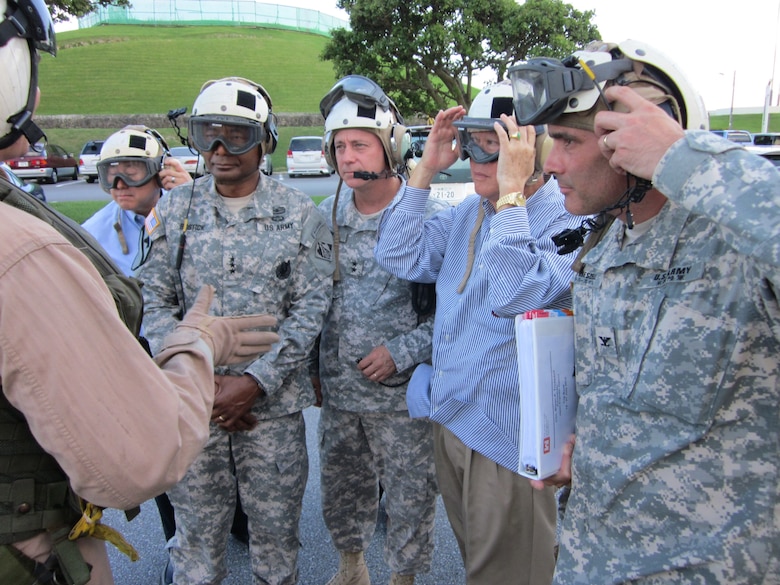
[552,174,653,255]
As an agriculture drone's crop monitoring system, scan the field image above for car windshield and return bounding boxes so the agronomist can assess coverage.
[432,157,472,184]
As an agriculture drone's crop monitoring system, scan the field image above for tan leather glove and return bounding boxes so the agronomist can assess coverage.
[176,285,279,365]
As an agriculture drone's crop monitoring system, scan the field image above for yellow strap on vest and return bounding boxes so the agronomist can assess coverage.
[68,502,139,561]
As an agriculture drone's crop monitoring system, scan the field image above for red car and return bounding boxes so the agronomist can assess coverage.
[7,143,79,184]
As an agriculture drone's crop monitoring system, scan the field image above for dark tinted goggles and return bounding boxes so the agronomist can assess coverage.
[188,117,265,155]
[97,157,161,191]
[319,75,393,119]
[508,57,634,125]
[0,0,57,55]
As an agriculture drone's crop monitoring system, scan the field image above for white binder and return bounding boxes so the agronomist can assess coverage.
[515,310,577,480]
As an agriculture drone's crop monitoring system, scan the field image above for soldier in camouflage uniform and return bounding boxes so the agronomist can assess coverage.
[507,41,780,584]
[137,77,333,585]
[314,76,446,585]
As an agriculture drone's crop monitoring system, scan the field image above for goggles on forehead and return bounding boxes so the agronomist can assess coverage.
[454,118,545,164]
[319,75,394,119]
[507,56,634,126]
[97,157,161,191]
[188,117,266,155]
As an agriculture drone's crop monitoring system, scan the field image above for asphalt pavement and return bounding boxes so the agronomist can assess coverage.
[105,407,465,585]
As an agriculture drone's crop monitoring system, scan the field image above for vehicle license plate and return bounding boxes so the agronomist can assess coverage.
[430,182,472,205]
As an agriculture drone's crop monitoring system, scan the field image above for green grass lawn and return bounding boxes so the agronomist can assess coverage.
[52,196,329,225]
[43,125,327,179]
[51,201,107,224]
[710,113,780,133]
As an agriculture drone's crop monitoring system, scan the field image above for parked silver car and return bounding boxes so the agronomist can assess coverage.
[78,140,104,183]
[169,146,206,177]
[286,136,332,177]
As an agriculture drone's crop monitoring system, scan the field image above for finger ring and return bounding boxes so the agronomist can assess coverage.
[218,415,225,422]
[603,135,610,149]
[170,177,175,183]
[512,131,522,141]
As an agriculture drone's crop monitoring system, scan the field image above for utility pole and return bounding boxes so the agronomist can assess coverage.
[728,70,735,130]
[763,0,780,131]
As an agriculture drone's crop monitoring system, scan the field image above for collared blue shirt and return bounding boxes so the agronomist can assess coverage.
[82,200,147,276]
[375,177,582,471]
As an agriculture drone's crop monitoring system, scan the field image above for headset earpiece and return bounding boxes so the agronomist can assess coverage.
[389,123,410,167]
[265,112,279,155]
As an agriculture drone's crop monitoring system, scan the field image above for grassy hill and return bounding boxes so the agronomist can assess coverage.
[39,24,336,115]
[38,24,340,167]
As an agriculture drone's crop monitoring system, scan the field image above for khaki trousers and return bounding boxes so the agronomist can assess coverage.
[433,423,556,585]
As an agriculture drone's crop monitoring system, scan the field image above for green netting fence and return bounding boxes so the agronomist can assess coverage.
[77,0,349,37]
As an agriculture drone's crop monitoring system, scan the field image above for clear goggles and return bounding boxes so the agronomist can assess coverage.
[319,75,394,119]
[455,118,544,164]
[97,157,161,191]
[188,117,266,155]
[508,56,636,126]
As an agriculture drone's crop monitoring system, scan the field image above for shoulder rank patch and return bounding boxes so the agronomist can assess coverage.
[145,208,161,235]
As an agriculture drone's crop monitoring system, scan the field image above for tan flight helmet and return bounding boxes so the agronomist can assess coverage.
[0,0,56,152]
[320,75,410,175]
[189,77,279,159]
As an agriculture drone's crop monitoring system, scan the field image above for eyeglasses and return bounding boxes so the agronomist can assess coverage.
[188,117,265,155]
[97,157,161,191]
[319,75,394,119]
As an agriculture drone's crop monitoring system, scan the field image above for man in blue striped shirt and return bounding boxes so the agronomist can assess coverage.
[374,83,583,584]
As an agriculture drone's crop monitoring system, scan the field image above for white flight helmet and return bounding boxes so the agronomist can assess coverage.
[0,0,56,151]
[468,80,515,119]
[457,80,550,176]
[321,75,409,173]
[508,39,708,132]
[189,77,278,157]
[96,125,168,192]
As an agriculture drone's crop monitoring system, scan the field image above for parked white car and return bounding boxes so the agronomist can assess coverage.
[286,136,332,177]
[78,140,104,183]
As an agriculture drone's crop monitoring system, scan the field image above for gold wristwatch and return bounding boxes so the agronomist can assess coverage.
[496,191,527,209]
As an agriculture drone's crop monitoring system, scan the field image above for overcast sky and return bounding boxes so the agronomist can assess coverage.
[57,0,780,111]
